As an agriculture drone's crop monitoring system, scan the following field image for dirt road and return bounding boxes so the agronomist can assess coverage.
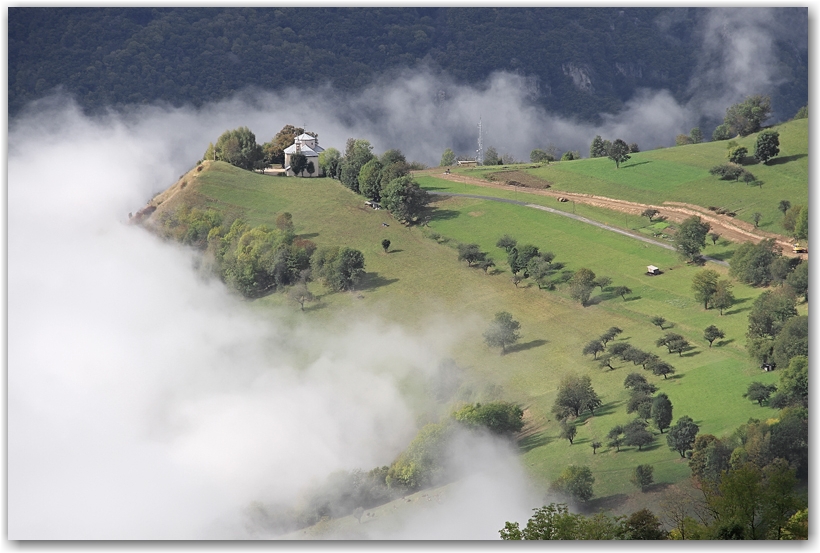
[418,169,801,258]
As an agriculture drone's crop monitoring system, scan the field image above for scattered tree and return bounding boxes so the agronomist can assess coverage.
[674,216,710,262]
[589,135,608,158]
[552,373,601,419]
[608,342,631,359]
[794,204,808,240]
[214,126,263,170]
[599,326,622,346]
[648,359,676,379]
[709,232,720,245]
[624,419,654,450]
[607,425,625,452]
[676,134,693,146]
[727,145,748,164]
[631,465,655,492]
[440,148,456,167]
[612,285,632,300]
[703,325,725,347]
[629,143,640,153]
[305,161,315,177]
[651,393,673,433]
[457,243,486,266]
[650,315,667,330]
[311,246,366,292]
[690,128,703,144]
[495,234,517,252]
[591,441,602,454]
[582,340,605,360]
[483,146,500,166]
[569,268,597,306]
[744,382,778,406]
[561,150,580,161]
[751,212,762,228]
[288,282,315,311]
[559,420,577,445]
[754,129,780,164]
[551,465,595,502]
[598,353,616,371]
[607,138,631,168]
[782,204,802,233]
[666,416,699,457]
[778,199,792,216]
[593,276,612,291]
[691,269,719,309]
[641,208,660,222]
[483,311,521,354]
[381,239,391,253]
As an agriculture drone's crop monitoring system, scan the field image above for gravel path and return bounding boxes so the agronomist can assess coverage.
[427,191,730,267]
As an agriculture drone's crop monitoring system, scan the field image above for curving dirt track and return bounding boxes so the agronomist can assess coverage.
[418,169,803,258]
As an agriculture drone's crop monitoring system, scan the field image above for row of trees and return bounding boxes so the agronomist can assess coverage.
[501,503,667,540]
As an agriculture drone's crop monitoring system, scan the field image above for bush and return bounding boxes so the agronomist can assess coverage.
[451,401,524,434]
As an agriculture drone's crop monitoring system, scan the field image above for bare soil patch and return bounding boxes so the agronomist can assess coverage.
[419,170,802,258]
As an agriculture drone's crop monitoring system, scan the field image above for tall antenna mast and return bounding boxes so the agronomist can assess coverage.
[476,117,484,165]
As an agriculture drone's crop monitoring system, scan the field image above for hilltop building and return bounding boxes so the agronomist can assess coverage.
[284,133,324,177]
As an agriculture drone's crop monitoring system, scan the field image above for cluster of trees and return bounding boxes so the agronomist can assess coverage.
[203,127,265,171]
[671,404,808,539]
[729,238,805,288]
[589,135,638,168]
[501,503,667,540]
[331,138,430,224]
[150,205,364,298]
[496,235,567,290]
[451,401,524,434]
[745,288,806,368]
[583,329,677,379]
[457,243,495,273]
[779,201,808,240]
[675,127,704,146]
[712,95,773,140]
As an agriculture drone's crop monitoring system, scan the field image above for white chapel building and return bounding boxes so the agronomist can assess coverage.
[283,133,325,177]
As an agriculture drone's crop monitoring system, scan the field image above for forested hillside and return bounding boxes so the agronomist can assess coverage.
[9,7,807,125]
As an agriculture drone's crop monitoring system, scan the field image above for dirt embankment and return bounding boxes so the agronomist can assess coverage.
[417,169,802,257]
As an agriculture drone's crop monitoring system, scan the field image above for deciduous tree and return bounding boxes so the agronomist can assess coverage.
[754,129,780,164]
[744,382,777,406]
[651,393,673,433]
[552,373,600,419]
[631,465,655,492]
[692,269,719,309]
[569,268,596,306]
[667,416,699,457]
[551,465,595,502]
[674,216,710,262]
[608,138,631,168]
[703,325,725,347]
[381,176,430,223]
[440,148,456,167]
[724,95,772,137]
[483,311,521,354]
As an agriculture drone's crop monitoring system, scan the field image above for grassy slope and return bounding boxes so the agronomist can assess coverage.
[449,118,808,235]
[153,161,788,503]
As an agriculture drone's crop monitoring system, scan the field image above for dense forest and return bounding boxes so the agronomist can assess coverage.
[9,7,807,125]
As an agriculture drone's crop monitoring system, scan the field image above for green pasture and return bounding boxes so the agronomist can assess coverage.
[451,118,808,235]
[173,162,784,504]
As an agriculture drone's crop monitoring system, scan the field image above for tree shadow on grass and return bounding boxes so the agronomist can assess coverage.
[303,302,328,313]
[357,272,399,291]
[624,295,643,302]
[518,432,552,453]
[581,494,629,515]
[715,338,736,347]
[427,208,461,222]
[724,306,751,316]
[298,232,319,239]
[706,250,736,261]
[506,339,548,354]
[680,350,701,358]
[388,249,404,254]
[665,373,684,381]
[767,153,807,165]
[583,400,620,419]
[622,161,653,169]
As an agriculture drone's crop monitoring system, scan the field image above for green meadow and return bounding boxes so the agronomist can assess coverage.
[165,160,789,503]
[450,118,808,234]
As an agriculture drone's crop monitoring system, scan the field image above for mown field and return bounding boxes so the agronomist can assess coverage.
[450,118,808,235]
[157,160,793,506]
